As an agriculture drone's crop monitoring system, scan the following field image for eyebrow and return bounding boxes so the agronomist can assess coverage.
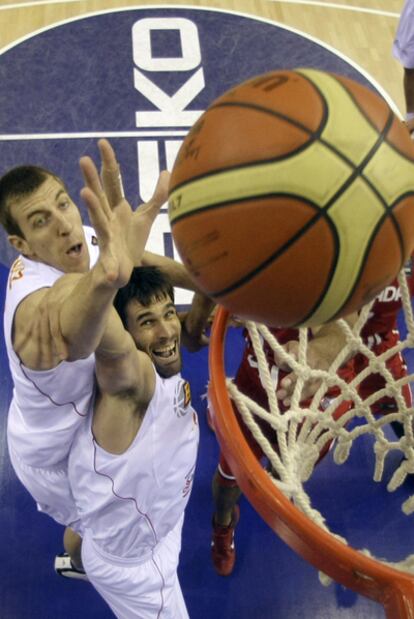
[136,301,175,321]
[26,189,68,221]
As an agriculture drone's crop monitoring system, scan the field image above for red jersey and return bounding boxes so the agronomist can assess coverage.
[355,259,414,410]
[361,258,414,340]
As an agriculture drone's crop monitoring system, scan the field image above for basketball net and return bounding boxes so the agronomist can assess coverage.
[208,269,414,619]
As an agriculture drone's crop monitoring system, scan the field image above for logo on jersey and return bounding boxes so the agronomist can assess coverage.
[375,285,402,304]
[182,464,196,498]
[173,379,192,417]
[8,257,24,289]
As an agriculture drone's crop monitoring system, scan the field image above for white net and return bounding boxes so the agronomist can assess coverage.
[225,268,414,578]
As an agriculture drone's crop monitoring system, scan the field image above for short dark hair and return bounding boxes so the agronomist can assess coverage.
[0,165,62,236]
[114,266,175,328]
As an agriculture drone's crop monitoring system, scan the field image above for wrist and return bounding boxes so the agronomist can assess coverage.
[91,261,120,292]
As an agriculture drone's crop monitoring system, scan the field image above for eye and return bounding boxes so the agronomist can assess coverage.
[139,319,154,327]
[58,197,71,209]
[165,309,177,319]
[33,214,48,228]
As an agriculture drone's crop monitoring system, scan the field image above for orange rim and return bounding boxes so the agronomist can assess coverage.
[208,306,414,619]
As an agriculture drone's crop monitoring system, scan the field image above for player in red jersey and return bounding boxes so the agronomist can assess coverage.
[353,259,414,435]
[210,319,356,576]
[210,262,414,576]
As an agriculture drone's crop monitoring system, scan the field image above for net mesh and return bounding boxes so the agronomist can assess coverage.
[224,268,414,578]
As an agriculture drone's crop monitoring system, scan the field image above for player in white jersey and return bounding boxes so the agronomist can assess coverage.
[68,266,200,618]
[0,143,169,572]
[393,0,414,135]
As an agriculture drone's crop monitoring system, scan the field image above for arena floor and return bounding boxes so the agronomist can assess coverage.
[0,1,413,617]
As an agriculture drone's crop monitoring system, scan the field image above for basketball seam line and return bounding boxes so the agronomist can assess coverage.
[207,207,337,300]
[208,117,401,322]
[170,107,409,211]
[170,73,411,323]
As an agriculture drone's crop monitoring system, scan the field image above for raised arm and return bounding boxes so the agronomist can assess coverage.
[13,150,165,370]
[13,183,133,368]
[180,292,216,352]
[93,307,155,400]
[275,312,359,405]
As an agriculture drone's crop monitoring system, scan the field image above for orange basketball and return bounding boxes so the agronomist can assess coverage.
[168,69,414,327]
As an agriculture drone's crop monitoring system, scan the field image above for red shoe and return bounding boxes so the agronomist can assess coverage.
[211,506,240,576]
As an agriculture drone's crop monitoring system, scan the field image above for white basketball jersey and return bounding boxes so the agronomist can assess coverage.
[68,371,199,562]
[393,0,414,68]
[5,226,99,467]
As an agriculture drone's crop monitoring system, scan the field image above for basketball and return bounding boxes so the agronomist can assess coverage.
[168,68,414,327]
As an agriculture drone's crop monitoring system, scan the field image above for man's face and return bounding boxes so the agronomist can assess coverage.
[7,175,89,273]
[125,293,182,378]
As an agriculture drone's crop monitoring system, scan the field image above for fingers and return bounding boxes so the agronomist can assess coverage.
[276,375,295,405]
[138,170,169,217]
[99,138,117,171]
[99,139,125,208]
[276,372,322,406]
[127,170,169,264]
[80,155,103,198]
[80,186,112,244]
[152,170,170,205]
[273,340,298,371]
[80,155,111,215]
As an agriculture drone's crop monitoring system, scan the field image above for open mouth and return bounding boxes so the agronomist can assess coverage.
[152,342,177,359]
[66,243,82,257]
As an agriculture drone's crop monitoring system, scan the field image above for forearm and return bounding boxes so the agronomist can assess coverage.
[59,264,120,360]
[185,292,215,336]
[404,68,414,116]
[309,312,358,367]
[142,251,201,291]
[95,307,132,360]
[94,309,154,397]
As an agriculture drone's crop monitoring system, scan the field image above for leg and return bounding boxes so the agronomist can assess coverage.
[212,464,242,526]
[63,526,83,570]
[403,67,414,133]
[211,457,241,576]
[391,381,413,440]
[82,522,189,619]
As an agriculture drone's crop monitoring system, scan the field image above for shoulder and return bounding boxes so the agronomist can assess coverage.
[14,287,49,329]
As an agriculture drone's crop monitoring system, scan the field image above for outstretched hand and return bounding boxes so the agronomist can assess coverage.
[275,340,321,405]
[80,155,133,289]
[98,138,169,266]
[79,139,168,286]
[126,169,169,266]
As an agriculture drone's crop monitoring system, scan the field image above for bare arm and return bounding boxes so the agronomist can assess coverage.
[13,145,165,370]
[13,182,133,369]
[13,268,121,369]
[99,138,204,292]
[180,292,216,352]
[275,312,359,404]
[141,251,201,291]
[94,308,155,400]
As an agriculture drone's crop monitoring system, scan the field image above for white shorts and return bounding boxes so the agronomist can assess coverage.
[8,442,82,534]
[82,517,189,619]
[393,0,414,68]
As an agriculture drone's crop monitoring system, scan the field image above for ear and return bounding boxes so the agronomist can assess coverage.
[8,234,33,258]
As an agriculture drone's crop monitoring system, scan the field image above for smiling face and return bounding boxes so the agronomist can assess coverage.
[7,175,89,274]
[125,293,182,378]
